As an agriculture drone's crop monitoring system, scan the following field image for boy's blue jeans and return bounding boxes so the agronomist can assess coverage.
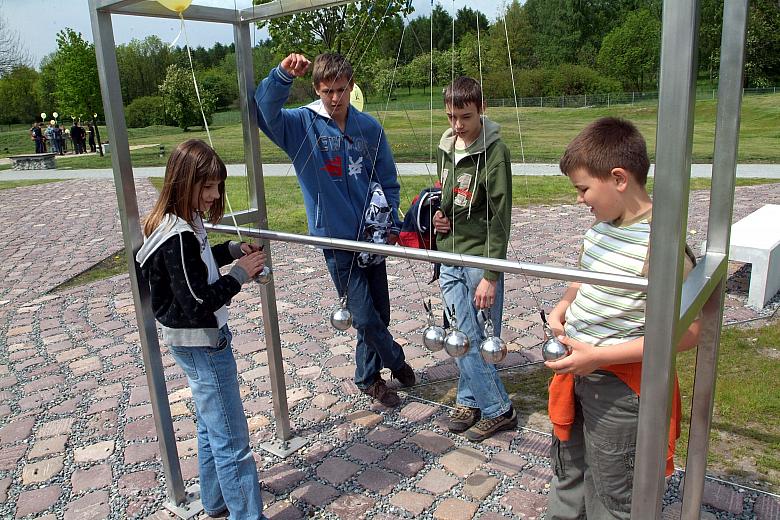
[170,326,267,520]
[439,265,511,420]
[323,249,406,389]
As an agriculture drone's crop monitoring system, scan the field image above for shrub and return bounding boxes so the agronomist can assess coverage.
[124,95,167,128]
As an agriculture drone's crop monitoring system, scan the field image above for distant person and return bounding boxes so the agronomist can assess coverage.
[71,122,82,154]
[45,121,59,154]
[31,122,44,153]
[59,124,68,153]
[87,123,96,153]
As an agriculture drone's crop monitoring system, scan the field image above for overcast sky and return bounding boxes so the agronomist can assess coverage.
[2,0,507,69]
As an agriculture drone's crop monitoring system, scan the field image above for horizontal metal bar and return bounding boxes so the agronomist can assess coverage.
[93,0,144,9]
[678,252,728,334]
[240,0,353,22]
[205,223,649,291]
[219,209,258,226]
[102,1,238,24]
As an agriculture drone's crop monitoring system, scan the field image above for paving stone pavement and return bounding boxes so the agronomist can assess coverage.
[0,179,778,519]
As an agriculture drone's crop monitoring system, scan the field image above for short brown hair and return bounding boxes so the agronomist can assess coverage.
[443,76,483,110]
[559,117,650,185]
[143,139,227,237]
[311,52,353,87]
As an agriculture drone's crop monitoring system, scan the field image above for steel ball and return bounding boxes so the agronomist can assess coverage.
[542,336,569,361]
[480,335,507,364]
[422,325,446,352]
[254,266,272,285]
[444,329,470,358]
[330,306,353,331]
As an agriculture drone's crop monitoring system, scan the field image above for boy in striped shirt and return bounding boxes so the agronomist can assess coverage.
[544,117,701,519]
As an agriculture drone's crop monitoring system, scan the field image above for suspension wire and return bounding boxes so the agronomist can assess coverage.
[179,10,244,243]
[429,0,434,170]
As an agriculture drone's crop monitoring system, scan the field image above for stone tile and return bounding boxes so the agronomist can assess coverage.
[501,488,548,518]
[311,394,339,409]
[37,417,74,439]
[346,443,385,464]
[22,456,64,484]
[125,442,160,464]
[0,416,35,444]
[661,502,717,520]
[463,471,499,500]
[408,430,454,454]
[399,401,437,422]
[417,468,458,494]
[289,481,339,507]
[74,440,115,462]
[382,447,425,477]
[440,446,488,477]
[515,432,550,458]
[433,498,479,520]
[389,490,435,516]
[63,490,110,520]
[366,425,406,446]
[29,436,67,459]
[345,410,383,428]
[302,442,333,464]
[357,467,401,495]
[316,458,360,485]
[327,493,375,519]
[125,416,157,441]
[263,500,303,520]
[0,477,10,503]
[488,452,526,475]
[754,495,780,520]
[15,485,61,518]
[264,463,306,494]
[118,469,157,496]
[0,444,27,470]
[71,464,113,493]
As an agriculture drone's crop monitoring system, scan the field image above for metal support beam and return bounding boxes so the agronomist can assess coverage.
[681,1,749,518]
[103,1,238,24]
[678,252,727,334]
[234,21,302,453]
[240,0,352,22]
[631,0,700,517]
[88,1,191,513]
[205,224,649,291]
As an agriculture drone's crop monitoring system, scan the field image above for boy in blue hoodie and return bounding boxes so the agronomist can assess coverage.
[255,52,415,407]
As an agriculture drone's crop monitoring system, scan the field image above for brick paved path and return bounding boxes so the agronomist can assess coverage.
[0,179,778,519]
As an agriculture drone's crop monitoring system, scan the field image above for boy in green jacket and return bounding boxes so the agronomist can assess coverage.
[432,76,516,441]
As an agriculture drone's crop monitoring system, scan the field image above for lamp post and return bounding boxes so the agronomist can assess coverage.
[93,113,104,157]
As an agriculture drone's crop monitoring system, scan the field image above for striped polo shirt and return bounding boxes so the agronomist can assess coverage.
[564,210,654,346]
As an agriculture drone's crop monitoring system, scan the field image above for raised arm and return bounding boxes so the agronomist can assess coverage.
[254,53,311,150]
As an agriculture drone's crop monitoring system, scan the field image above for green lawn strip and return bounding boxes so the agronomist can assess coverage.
[50,251,129,294]
[0,179,63,189]
[676,320,780,490]
[4,93,780,166]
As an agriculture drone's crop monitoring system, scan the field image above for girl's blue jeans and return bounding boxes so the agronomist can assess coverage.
[439,265,511,420]
[170,325,267,520]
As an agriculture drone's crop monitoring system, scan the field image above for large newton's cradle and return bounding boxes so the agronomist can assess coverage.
[90,1,751,519]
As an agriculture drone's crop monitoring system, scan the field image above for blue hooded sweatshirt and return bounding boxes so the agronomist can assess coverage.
[255,66,401,241]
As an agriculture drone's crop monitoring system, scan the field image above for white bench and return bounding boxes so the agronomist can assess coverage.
[720,204,780,309]
[9,153,56,170]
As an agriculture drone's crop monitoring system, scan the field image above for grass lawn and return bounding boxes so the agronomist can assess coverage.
[3,93,779,166]
[0,179,62,190]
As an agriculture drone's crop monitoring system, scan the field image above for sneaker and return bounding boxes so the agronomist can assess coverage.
[391,362,416,387]
[445,404,481,433]
[362,378,401,407]
[464,407,517,442]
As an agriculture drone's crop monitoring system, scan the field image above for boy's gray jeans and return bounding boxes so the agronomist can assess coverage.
[547,371,640,520]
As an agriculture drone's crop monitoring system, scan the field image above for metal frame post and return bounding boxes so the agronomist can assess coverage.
[631,0,700,517]
[233,20,306,458]
[681,2,749,518]
[88,2,195,516]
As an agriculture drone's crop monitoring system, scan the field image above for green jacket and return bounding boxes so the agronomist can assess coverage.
[436,116,512,281]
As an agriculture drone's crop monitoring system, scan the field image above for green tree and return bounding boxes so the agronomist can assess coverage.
[596,9,660,91]
[453,7,490,45]
[159,64,217,130]
[116,36,174,105]
[486,0,535,74]
[255,0,412,80]
[743,0,780,87]
[199,68,238,110]
[51,29,102,120]
[0,65,40,124]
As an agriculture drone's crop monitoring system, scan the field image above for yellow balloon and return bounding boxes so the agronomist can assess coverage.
[157,0,193,13]
[350,84,364,112]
